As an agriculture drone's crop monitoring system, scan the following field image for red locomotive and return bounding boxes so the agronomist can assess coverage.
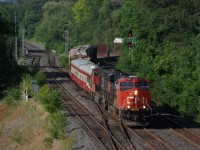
[69,45,152,126]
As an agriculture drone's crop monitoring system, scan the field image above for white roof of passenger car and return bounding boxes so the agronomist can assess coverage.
[71,58,98,75]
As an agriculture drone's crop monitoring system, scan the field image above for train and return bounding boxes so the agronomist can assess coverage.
[68,44,152,126]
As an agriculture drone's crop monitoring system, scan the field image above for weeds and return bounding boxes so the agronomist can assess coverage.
[12,131,23,145]
[47,111,66,139]
[62,135,76,150]
[43,137,53,148]
[35,71,46,86]
[5,88,21,106]
[1,68,74,149]
[0,126,2,138]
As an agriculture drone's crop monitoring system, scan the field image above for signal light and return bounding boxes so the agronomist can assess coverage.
[128,42,132,47]
[128,30,133,37]
[134,90,138,96]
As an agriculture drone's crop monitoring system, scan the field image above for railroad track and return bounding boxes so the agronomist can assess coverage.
[95,101,173,149]
[151,115,200,149]
[44,55,132,149]
[25,43,200,150]
[43,67,130,150]
[77,85,173,149]
[151,103,200,149]
[31,56,41,66]
[45,54,158,149]
[130,127,174,150]
[45,54,178,150]
[93,99,137,150]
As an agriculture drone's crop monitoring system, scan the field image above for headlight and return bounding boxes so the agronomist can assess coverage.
[127,105,130,109]
[134,90,138,96]
[143,105,146,109]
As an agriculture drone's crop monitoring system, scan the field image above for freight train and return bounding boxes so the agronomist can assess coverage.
[68,44,152,126]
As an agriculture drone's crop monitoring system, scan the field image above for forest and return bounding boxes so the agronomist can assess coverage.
[1,0,200,123]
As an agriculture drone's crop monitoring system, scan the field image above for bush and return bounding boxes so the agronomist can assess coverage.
[47,111,66,139]
[35,71,46,87]
[38,85,51,103]
[38,85,63,113]
[59,54,69,69]
[8,88,21,100]
[44,90,63,113]
[5,87,21,105]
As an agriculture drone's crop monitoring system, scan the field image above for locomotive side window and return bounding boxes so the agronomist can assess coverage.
[136,82,149,91]
[120,82,134,91]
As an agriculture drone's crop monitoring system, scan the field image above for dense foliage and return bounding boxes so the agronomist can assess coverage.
[118,0,200,122]
[0,3,30,89]
[38,84,66,147]
[34,71,46,86]
[1,0,200,122]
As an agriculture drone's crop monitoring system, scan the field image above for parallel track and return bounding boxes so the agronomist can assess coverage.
[44,68,130,149]
[44,54,130,149]
[26,43,200,150]
[45,53,175,150]
[151,102,200,149]
[151,115,200,149]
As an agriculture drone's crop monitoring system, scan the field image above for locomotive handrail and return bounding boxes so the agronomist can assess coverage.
[145,98,152,115]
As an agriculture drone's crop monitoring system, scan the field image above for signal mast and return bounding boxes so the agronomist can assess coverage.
[128,30,136,60]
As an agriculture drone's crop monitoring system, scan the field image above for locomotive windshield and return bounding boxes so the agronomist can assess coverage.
[136,82,149,91]
[120,82,134,91]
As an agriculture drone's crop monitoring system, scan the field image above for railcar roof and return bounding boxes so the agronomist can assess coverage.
[71,58,98,75]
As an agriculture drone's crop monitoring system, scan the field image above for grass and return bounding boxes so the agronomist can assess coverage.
[12,131,23,145]
[0,99,73,150]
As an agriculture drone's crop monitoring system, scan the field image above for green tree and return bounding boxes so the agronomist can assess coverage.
[34,1,73,52]
[117,0,200,120]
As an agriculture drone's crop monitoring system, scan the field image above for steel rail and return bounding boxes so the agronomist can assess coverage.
[151,115,200,149]
[151,102,200,149]
[143,127,174,150]
[156,113,200,141]
[119,123,136,150]
[126,127,157,150]
[93,102,118,150]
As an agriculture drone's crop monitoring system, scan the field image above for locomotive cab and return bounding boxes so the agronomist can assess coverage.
[118,76,152,126]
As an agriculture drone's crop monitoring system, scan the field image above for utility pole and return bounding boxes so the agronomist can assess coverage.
[64,30,70,55]
[22,29,25,56]
[15,10,17,60]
